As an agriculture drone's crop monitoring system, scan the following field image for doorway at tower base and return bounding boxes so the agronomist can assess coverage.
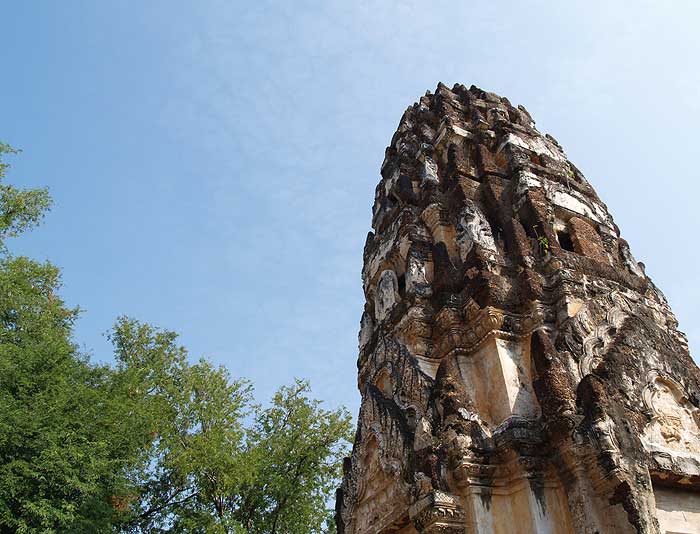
[654,485,700,534]
[459,480,574,534]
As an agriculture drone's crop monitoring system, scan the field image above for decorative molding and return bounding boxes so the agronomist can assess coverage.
[432,301,541,360]
[409,491,466,534]
[574,290,633,378]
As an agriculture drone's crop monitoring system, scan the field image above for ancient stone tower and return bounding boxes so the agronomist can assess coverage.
[336,83,700,534]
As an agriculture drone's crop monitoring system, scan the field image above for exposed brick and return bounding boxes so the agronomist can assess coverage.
[569,216,608,264]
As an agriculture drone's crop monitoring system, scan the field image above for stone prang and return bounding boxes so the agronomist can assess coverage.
[335,83,700,534]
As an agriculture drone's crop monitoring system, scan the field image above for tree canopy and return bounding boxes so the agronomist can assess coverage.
[0,144,352,533]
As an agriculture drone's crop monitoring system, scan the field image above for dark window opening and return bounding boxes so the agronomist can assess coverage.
[557,230,574,252]
[526,221,546,241]
[447,143,457,164]
[406,407,417,430]
[397,274,406,294]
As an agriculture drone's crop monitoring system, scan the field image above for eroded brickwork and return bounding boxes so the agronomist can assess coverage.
[336,83,700,534]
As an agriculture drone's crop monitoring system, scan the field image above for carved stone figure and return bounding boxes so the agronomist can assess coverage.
[358,311,374,351]
[455,199,497,260]
[406,251,431,296]
[643,372,700,454]
[337,83,700,534]
[421,156,439,186]
[375,270,400,322]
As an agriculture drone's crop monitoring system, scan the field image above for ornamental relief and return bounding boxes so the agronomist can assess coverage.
[570,290,634,378]
[352,432,409,534]
[375,269,401,323]
[455,199,498,260]
[343,393,411,534]
[642,371,700,455]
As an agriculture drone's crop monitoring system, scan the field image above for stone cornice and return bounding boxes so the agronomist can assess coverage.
[432,302,541,361]
[409,491,466,533]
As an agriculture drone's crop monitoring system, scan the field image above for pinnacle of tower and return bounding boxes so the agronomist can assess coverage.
[337,83,700,534]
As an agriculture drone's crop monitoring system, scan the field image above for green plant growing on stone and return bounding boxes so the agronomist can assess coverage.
[564,166,575,190]
[533,225,549,255]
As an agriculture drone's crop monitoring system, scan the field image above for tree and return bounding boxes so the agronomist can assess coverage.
[0,143,51,249]
[237,380,351,534]
[0,143,142,532]
[0,143,352,533]
[111,318,352,534]
[109,317,253,533]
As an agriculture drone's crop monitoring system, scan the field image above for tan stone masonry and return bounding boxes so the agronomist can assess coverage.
[336,84,700,534]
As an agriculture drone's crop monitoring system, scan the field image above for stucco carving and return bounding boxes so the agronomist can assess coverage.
[375,269,400,322]
[643,371,700,454]
[353,434,407,534]
[620,239,645,278]
[406,250,432,296]
[359,311,374,351]
[455,199,497,260]
[410,491,466,534]
[421,156,440,186]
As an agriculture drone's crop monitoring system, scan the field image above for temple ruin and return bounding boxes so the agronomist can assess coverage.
[336,83,700,534]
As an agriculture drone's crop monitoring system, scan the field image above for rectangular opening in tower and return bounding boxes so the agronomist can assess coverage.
[556,230,574,252]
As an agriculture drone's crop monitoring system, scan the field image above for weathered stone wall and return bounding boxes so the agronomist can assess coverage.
[336,83,700,534]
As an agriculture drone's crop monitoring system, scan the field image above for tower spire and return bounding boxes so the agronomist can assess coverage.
[336,83,700,534]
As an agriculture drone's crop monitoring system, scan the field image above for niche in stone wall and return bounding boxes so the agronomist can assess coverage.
[373,366,394,399]
[517,203,548,256]
[456,335,541,428]
[397,273,406,296]
[553,210,575,253]
[553,209,607,262]
[556,229,574,252]
[519,204,539,240]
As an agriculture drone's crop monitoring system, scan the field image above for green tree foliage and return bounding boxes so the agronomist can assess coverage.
[0,144,352,533]
[110,318,352,533]
[0,143,51,249]
[109,318,254,533]
[0,143,134,532]
[238,381,351,534]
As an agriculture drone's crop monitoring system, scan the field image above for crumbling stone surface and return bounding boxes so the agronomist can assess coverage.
[568,216,607,263]
[336,83,700,534]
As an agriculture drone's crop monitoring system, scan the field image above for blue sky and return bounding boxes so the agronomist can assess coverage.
[1,1,698,415]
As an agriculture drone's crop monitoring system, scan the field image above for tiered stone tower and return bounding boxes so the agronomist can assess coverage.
[336,83,700,534]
